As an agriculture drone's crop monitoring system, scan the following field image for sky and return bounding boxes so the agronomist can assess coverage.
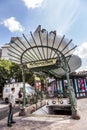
[0,0,87,71]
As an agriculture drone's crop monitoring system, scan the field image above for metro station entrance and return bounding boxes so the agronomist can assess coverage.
[8,25,81,119]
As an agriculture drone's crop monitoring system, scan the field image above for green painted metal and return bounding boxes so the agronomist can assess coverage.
[64,59,77,112]
[21,65,26,109]
[8,26,81,115]
[20,45,77,113]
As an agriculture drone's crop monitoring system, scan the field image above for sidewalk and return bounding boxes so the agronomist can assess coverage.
[0,98,87,130]
[0,99,8,109]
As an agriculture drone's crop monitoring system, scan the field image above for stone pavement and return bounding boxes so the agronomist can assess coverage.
[0,99,8,109]
[0,98,87,130]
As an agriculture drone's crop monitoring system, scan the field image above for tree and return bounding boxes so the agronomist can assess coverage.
[9,63,22,82]
[0,59,11,83]
[0,59,35,96]
[0,60,11,96]
[0,65,8,93]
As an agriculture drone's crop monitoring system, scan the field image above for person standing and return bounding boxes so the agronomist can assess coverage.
[7,87,16,127]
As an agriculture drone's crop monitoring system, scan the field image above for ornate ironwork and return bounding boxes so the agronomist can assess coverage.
[8,25,81,118]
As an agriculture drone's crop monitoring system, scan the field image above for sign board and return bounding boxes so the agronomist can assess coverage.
[27,58,57,69]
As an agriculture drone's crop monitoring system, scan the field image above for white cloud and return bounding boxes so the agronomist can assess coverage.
[22,0,44,9]
[74,42,87,58]
[1,17,24,32]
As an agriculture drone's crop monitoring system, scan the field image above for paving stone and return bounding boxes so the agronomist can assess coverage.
[0,98,87,130]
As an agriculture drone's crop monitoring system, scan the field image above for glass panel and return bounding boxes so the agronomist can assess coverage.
[8,27,81,75]
[63,80,69,97]
[77,93,79,97]
[84,79,87,92]
[80,93,85,97]
[77,78,85,92]
[70,79,73,86]
[68,55,81,73]
[63,79,75,97]
[59,80,63,93]
[74,79,78,92]
[83,93,86,96]
[80,93,83,96]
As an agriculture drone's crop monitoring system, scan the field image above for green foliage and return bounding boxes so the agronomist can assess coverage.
[0,65,8,84]
[9,63,22,82]
[0,59,12,83]
[0,59,35,93]
[0,59,22,90]
[0,59,12,71]
[40,76,45,90]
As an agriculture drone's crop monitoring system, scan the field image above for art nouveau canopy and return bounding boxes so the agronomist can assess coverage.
[8,25,81,77]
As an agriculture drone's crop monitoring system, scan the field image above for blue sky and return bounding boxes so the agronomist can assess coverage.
[0,0,87,71]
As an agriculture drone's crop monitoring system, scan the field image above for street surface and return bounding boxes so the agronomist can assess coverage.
[0,99,20,120]
[0,98,87,130]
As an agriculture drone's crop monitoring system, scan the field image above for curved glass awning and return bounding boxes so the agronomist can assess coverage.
[8,25,82,77]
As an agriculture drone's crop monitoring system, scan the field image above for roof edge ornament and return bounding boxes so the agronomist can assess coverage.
[34,25,47,34]
[34,25,41,33]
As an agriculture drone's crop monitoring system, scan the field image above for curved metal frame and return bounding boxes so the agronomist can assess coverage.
[8,26,80,117]
[20,45,77,112]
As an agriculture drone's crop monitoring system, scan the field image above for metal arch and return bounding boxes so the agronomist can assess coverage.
[8,30,77,69]
[64,45,77,56]
[8,26,79,116]
[9,41,34,62]
[20,45,71,76]
[30,32,43,60]
[9,33,77,76]
[20,46,61,68]
[20,44,77,113]
[17,37,37,61]
[53,35,65,58]
[22,34,40,60]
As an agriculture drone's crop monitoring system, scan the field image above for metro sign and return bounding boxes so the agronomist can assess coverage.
[27,58,57,69]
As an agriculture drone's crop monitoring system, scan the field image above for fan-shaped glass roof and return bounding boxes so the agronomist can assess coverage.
[8,25,81,77]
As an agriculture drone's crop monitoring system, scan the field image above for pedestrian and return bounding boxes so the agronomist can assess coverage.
[7,87,16,127]
[18,88,23,107]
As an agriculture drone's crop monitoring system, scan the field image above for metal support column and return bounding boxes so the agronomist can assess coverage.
[19,65,26,116]
[65,60,80,119]
[22,66,26,108]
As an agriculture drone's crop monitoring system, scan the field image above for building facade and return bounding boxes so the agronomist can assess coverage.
[1,44,10,60]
